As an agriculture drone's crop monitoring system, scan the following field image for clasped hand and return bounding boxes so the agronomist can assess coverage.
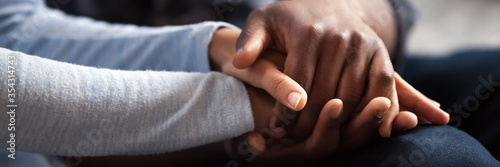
[209,0,449,165]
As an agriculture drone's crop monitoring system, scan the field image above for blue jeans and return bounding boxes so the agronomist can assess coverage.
[319,125,500,166]
[2,125,498,167]
[401,49,500,159]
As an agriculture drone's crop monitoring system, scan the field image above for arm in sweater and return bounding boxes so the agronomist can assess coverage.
[0,48,254,156]
[0,0,238,72]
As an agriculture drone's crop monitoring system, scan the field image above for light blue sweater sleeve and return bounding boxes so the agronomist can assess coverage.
[0,48,254,156]
[0,0,239,72]
[0,0,255,156]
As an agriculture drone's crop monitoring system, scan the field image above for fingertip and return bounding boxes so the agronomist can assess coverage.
[287,91,303,111]
[262,68,307,112]
[429,100,449,125]
[374,97,392,108]
[406,112,419,129]
[326,99,343,119]
[248,133,266,155]
[428,105,450,125]
[372,97,392,138]
[379,125,392,138]
[432,100,441,108]
[287,88,308,111]
[233,39,263,69]
[438,111,450,125]
[233,48,252,69]
[393,111,418,131]
[372,97,391,118]
[272,127,286,139]
[444,112,450,121]
[295,92,308,111]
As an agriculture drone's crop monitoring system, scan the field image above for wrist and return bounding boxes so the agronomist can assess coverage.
[356,0,397,55]
[244,83,274,132]
[209,28,240,72]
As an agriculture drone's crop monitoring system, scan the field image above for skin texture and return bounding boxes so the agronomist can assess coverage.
[231,0,448,141]
[75,23,448,167]
[232,0,402,140]
[209,28,448,164]
[77,0,449,165]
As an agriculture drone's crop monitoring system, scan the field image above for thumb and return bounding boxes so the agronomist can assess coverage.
[233,16,271,69]
[252,58,308,111]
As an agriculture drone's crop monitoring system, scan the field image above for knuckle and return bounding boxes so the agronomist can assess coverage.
[374,38,386,48]
[305,23,325,40]
[351,31,368,47]
[375,69,395,85]
[331,32,350,47]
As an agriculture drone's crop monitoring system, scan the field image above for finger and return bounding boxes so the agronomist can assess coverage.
[392,111,418,132]
[395,73,450,125]
[417,116,432,123]
[357,46,394,114]
[233,9,272,69]
[282,24,324,94]
[253,99,343,164]
[335,32,371,123]
[305,99,343,157]
[247,132,266,155]
[256,61,308,111]
[275,26,323,133]
[224,132,265,161]
[291,33,348,139]
[231,51,308,111]
[378,84,399,138]
[355,46,397,138]
[343,97,391,150]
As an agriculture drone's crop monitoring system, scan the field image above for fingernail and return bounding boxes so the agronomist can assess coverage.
[249,134,265,153]
[376,103,391,119]
[236,48,243,56]
[328,99,343,119]
[234,48,243,62]
[288,92,302,110]
[433,101,441,108]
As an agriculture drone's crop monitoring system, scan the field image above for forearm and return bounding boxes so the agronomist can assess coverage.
[0,48,254,156]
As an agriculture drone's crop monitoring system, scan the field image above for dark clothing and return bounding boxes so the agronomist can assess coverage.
[402,49,500,159]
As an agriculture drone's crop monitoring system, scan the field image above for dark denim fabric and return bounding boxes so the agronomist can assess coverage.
[321,125,500,167]
[402,49,500,159]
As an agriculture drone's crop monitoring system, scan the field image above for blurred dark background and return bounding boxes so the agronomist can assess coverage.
[45,0,275,28]
[46,0,500,57]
